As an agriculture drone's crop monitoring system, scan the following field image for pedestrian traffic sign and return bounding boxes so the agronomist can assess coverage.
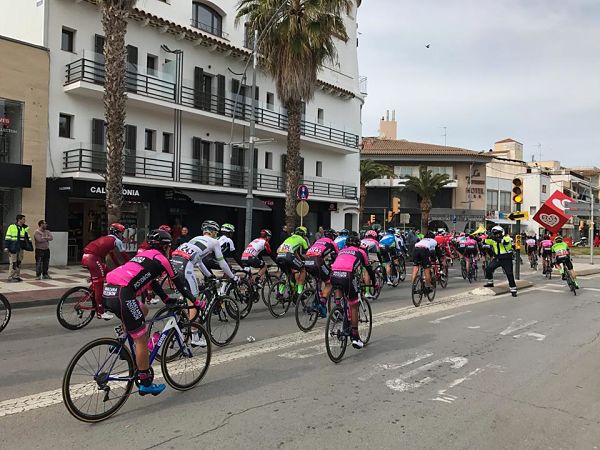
[297,184,309,200]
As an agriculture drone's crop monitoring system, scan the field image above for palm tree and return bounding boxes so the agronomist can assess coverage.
[237,0,352,229]
[403,166,450,232]
[99,0,137,224]
[360,159,394,213]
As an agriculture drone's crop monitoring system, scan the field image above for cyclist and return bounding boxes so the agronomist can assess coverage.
[394,229,408,256]
[483,226,517,297]
[538,234,553,274]
[361,229,387,286]
[334,229,350,250]
[204,223,249,277]
[379,228,398,286]
[81,223,129,320]
[434,229,449,269]
[241,229,272,287]
[552,235,579,288]
[525,234,538,267]
[103,229,195,396]
[330,232,376,349]
[411,231,438,292]
[276,226,309,295]
[305,228,339,317]
[464,233,479,277]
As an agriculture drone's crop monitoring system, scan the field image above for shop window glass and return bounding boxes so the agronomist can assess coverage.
[0,98,24,164]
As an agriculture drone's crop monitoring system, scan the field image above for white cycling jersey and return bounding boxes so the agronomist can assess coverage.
[218,235,236,254]
[175,235,235,279]
[242,238,268,258]
[414,238,437,251]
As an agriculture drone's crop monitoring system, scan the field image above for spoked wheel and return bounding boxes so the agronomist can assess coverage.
[439,269,448,289]
[148,306,190,363]
[358,298,373,344]
[62,338,134,423]
[398,258,406,282]
[412,278,423,307]
[267,280,293,318]
[389,265,400,287]
[461,261,467,280]
[295,292,320,332]
[0,293,11,333]
[57,286,96,330]
[325,307,347,363]
[427,278,437,302]
[372,266,384,300]
[207,296,240,346]
[226,279,253,319]
[473,264,479,281]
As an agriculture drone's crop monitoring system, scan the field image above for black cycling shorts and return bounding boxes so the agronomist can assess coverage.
[305,257,331,282]
[276,253,303,272]
[241,255,265,269]
[331,271,359,303]
[464,246,477,258]
[526,246,537,254]
[380,248,393,263]
[541,248,552,258]
[555,256,573,271]
[457,245,466,254]
[103,284,147,338]
[412,247,432,268]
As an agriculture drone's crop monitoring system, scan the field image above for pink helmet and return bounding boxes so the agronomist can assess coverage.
[365,230,378,239]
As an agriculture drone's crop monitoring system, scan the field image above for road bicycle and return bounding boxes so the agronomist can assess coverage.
[431,258,448,289]
[460,257,468,280]
[0,293,11,334]
[412,265,436,307]
[57,282,105,330]
[62,302,211,423]
[467,256,479,283]
[325,281,373,363]
[542,254,553,279]
[528,251,538,270]
[557,260,577,296]
[295,262,333,332]
[266,268,314,319]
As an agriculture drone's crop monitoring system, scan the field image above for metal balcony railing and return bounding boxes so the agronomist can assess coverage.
[190,18,228,39]
[64,58,360,149]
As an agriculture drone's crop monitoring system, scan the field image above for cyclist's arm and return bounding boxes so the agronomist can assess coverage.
[193,256,213,278]
[225,245,245,269]
[213,245,235,279]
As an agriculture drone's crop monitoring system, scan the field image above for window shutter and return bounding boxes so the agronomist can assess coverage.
[193,67,204,109]
[92,118,105,150]
[214,142,224,164]
[254,86,259,101]
[216,75,226,114]
[281,154,287,173]
[192,137,202,160]
[94,34,105,55]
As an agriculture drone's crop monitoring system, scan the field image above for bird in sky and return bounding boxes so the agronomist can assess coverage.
[425,44,430,48]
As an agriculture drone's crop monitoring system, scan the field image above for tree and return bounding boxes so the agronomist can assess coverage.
[237,0,352,229]
[360,159,394,214]
[403,166,450,232]
[99,0,137,224]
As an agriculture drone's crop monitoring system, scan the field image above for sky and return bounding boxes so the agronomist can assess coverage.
[356,0,600,166]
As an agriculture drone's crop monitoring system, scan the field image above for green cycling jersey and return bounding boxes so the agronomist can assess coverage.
[277,234,308,255]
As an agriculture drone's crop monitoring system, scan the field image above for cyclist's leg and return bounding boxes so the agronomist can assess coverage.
[84,254,109,316]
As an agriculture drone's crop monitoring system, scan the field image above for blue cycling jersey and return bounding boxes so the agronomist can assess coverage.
[334,235,348,250]
[379,234,396,249]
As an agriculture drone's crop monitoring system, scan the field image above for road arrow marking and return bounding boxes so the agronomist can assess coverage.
[499,319,538,336]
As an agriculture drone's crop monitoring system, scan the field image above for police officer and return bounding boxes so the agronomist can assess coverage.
[484,226,517,297]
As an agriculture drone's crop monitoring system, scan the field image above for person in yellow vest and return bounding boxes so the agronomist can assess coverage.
[4,214,31,282]
[484,225,518,297]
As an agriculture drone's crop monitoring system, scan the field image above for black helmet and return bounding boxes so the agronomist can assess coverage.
[425,231,435,239]
[147,229,172,248]
[346,232,361,248]
[323,228,336,239]
[339,229,349,236]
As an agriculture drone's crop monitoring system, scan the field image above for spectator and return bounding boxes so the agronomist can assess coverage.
[175,226,191,247]
[4,214,32,282]
[594,234,600,248]
[279,225,289,244]
[314,226,324,241]
[34,220,53,280]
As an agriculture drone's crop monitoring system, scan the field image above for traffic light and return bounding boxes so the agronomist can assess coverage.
[392,197,401,214]
[387,211,394,223]
[369,214,376,224]
[512,178,523,204]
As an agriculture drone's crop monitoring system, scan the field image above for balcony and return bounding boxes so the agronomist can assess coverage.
[64,58,359,149]
[62,148,357,200]
[190,19,228,39]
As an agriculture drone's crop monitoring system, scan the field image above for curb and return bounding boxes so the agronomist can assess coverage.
[471,279,534,297]
[578,268,600,277]
[9,297,60,310]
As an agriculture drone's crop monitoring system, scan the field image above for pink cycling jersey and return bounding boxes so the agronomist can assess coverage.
[331,246,369,272]
[106,249,174,289]
[540,240,553,249]
[306,237,339,258]
[464,237,477,247]
[360,238,380,253]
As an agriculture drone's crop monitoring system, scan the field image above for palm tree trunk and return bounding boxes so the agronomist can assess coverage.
[360,183,367,220]
[420,198,432,232]
[284,99,302,230]
[101,1,132,224]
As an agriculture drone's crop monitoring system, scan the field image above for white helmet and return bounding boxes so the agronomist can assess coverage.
[491,225,504,237]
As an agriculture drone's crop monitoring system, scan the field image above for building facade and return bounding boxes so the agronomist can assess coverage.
[0,35,49,265]
[1,0,364,264]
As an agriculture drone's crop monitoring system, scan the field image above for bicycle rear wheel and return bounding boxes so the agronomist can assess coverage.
[398,257,406,282]
[62,338,134,423]
[372,266,384,300]
[325,307,347,363]
[295,292,319,332]
[227,279,253,319]
[0,293,11,333]
[267,280,293,318]
[207,296,240,346]
[57,286,96,330]
[412,277,423,307]
[461,260,467,279]
[162,322,211,391]
[439,269,448,289]
[427,278,437,302]
[358,298,372,344]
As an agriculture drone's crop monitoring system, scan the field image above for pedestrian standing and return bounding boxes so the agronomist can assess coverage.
[4,214,32,282]
[594,234,600,248]
[314,226,324,242]
[175,226,190,247]
[34,220,53,280]
[484,225,518,297]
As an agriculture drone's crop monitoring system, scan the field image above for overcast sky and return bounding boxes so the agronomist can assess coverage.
[356,0,600,166]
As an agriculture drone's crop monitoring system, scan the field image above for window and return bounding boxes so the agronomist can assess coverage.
[499,191,511,212]
[146,54,157,76]
[394,166,416,177]
[265,152,273,170]
[487,190,498,211]
[266,92,274,111]
[428,166,453,177]
[162,132,172,153]
[61,27,75,52]
[58,114,73,138]
[192,2,223,37]
[317,108,324,125]
[316,161,323,177]
[530,206,537,216]
[144,129,156,150]
[542,184,547,194]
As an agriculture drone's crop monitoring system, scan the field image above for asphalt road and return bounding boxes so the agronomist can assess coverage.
[2,266,600,449]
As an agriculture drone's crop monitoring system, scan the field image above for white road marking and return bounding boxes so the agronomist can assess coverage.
[386,356,469,392]
[534,288,564,294]
[513,332,546,341]
[467,325,481,329]
[279,344,325,359]
[358,351,434,382]
[431,367,484,403]
[429,310,471,324]
[499,319,538,336]
[582,287,600,292]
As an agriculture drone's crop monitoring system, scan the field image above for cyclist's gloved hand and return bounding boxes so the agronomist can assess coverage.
[233,275,240,284]
[243,267,252,274]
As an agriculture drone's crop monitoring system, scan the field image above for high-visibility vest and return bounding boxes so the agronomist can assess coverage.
[484,236,513,256]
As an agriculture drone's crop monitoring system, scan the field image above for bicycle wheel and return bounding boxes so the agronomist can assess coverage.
[295,292,319,332]
[267,280,293,318]
[325,307,347,363]
[372,266,384,300]
[227,279,253,320]
[358,298,372,344]
[427,277,437,302]
[0,293,11,333]
[473,263,479,281]
[439,269,448,289]
[57,286,96,330]
[207,296,240,346]
[461,262,467,279]
[62,338,134,423]
[162,321,211,391]
[412,277,423,307]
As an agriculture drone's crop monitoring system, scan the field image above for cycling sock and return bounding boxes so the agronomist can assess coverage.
[319,296,327,305]
[296,283,304,294]
[278,284,286,294]
[136,369,154,387]
[351,326,359,339]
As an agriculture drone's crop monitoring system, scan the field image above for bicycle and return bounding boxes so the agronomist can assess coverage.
[325,282,373,363]
[396,253,407,282]
[0,293,11,333]
[57,282,104,330]
[295,262,333,332]
[62,302,211,423]
[557,261,577,296]
[267,268,314,319]
[382,253,401,287]
[528,251,538,270]
[412,265,436,307]
[467,255,479,283]
[542,254,553,279]
[431,258,448,289]
[460,257,468,280]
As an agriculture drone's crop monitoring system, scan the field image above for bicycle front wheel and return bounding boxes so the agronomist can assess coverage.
[0,293,11,333]
[295,292,319,332]
[412,278,423,307]
[207,296,240,346]
[358,298,373,344]
[62,338,134,423]
[325,307,347,363]
[267,280,293,318]
[162,322,211,390]
[57,286,96,330]
[227,279,253,319]
[427,278,437,302]
[398,258,406,282]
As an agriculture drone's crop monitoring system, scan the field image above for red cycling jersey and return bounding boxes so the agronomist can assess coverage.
[84,235,129,265]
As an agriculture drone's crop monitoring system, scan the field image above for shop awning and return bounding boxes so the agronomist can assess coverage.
[183,190,271,211]
[486,218,514,225]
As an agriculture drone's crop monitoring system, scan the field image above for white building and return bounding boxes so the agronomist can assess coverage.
[0,0,364,264]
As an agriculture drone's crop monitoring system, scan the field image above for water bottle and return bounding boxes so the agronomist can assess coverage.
[194,298,207,310]
[147,332,160,351]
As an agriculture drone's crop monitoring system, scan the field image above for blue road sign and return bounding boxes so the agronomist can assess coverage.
[452,215,457,224]
[297,184,310,200]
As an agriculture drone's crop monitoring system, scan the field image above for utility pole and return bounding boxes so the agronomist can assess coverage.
[244,29,259,245]
[589,181,595,265]
[441,126,447,146]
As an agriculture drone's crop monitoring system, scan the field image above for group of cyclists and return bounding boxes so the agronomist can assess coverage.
[78,219,578,395]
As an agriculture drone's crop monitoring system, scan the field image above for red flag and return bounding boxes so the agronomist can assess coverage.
[545,190,575,219]
[533,202,569,233]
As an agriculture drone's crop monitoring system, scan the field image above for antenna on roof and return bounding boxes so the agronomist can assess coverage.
[440,126,447,146]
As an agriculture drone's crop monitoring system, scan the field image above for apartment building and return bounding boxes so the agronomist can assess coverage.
[1,0,364,264]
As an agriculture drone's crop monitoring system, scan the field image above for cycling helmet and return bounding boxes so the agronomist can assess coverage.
[346,233,361,248]
[425,231,435,239]
[338,229,349,236]
[365,230,378,239]
[491,225,505,237]
[554,235,563,243]
[437,228,446,235]
[459,232,466,237]
[220,223,235,234]
[371,223,382,232]
[260,229,272,238]
[146,229,172,249]
[158,224,171,233]
[109,223,125,237]
[323,228,336,239]
[295,226,307,237]
[386,227,395,234]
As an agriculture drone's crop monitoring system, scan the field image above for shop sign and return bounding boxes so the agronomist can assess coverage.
[90,185,140,197]
[328,203,338,212]
[264,200,275,208]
